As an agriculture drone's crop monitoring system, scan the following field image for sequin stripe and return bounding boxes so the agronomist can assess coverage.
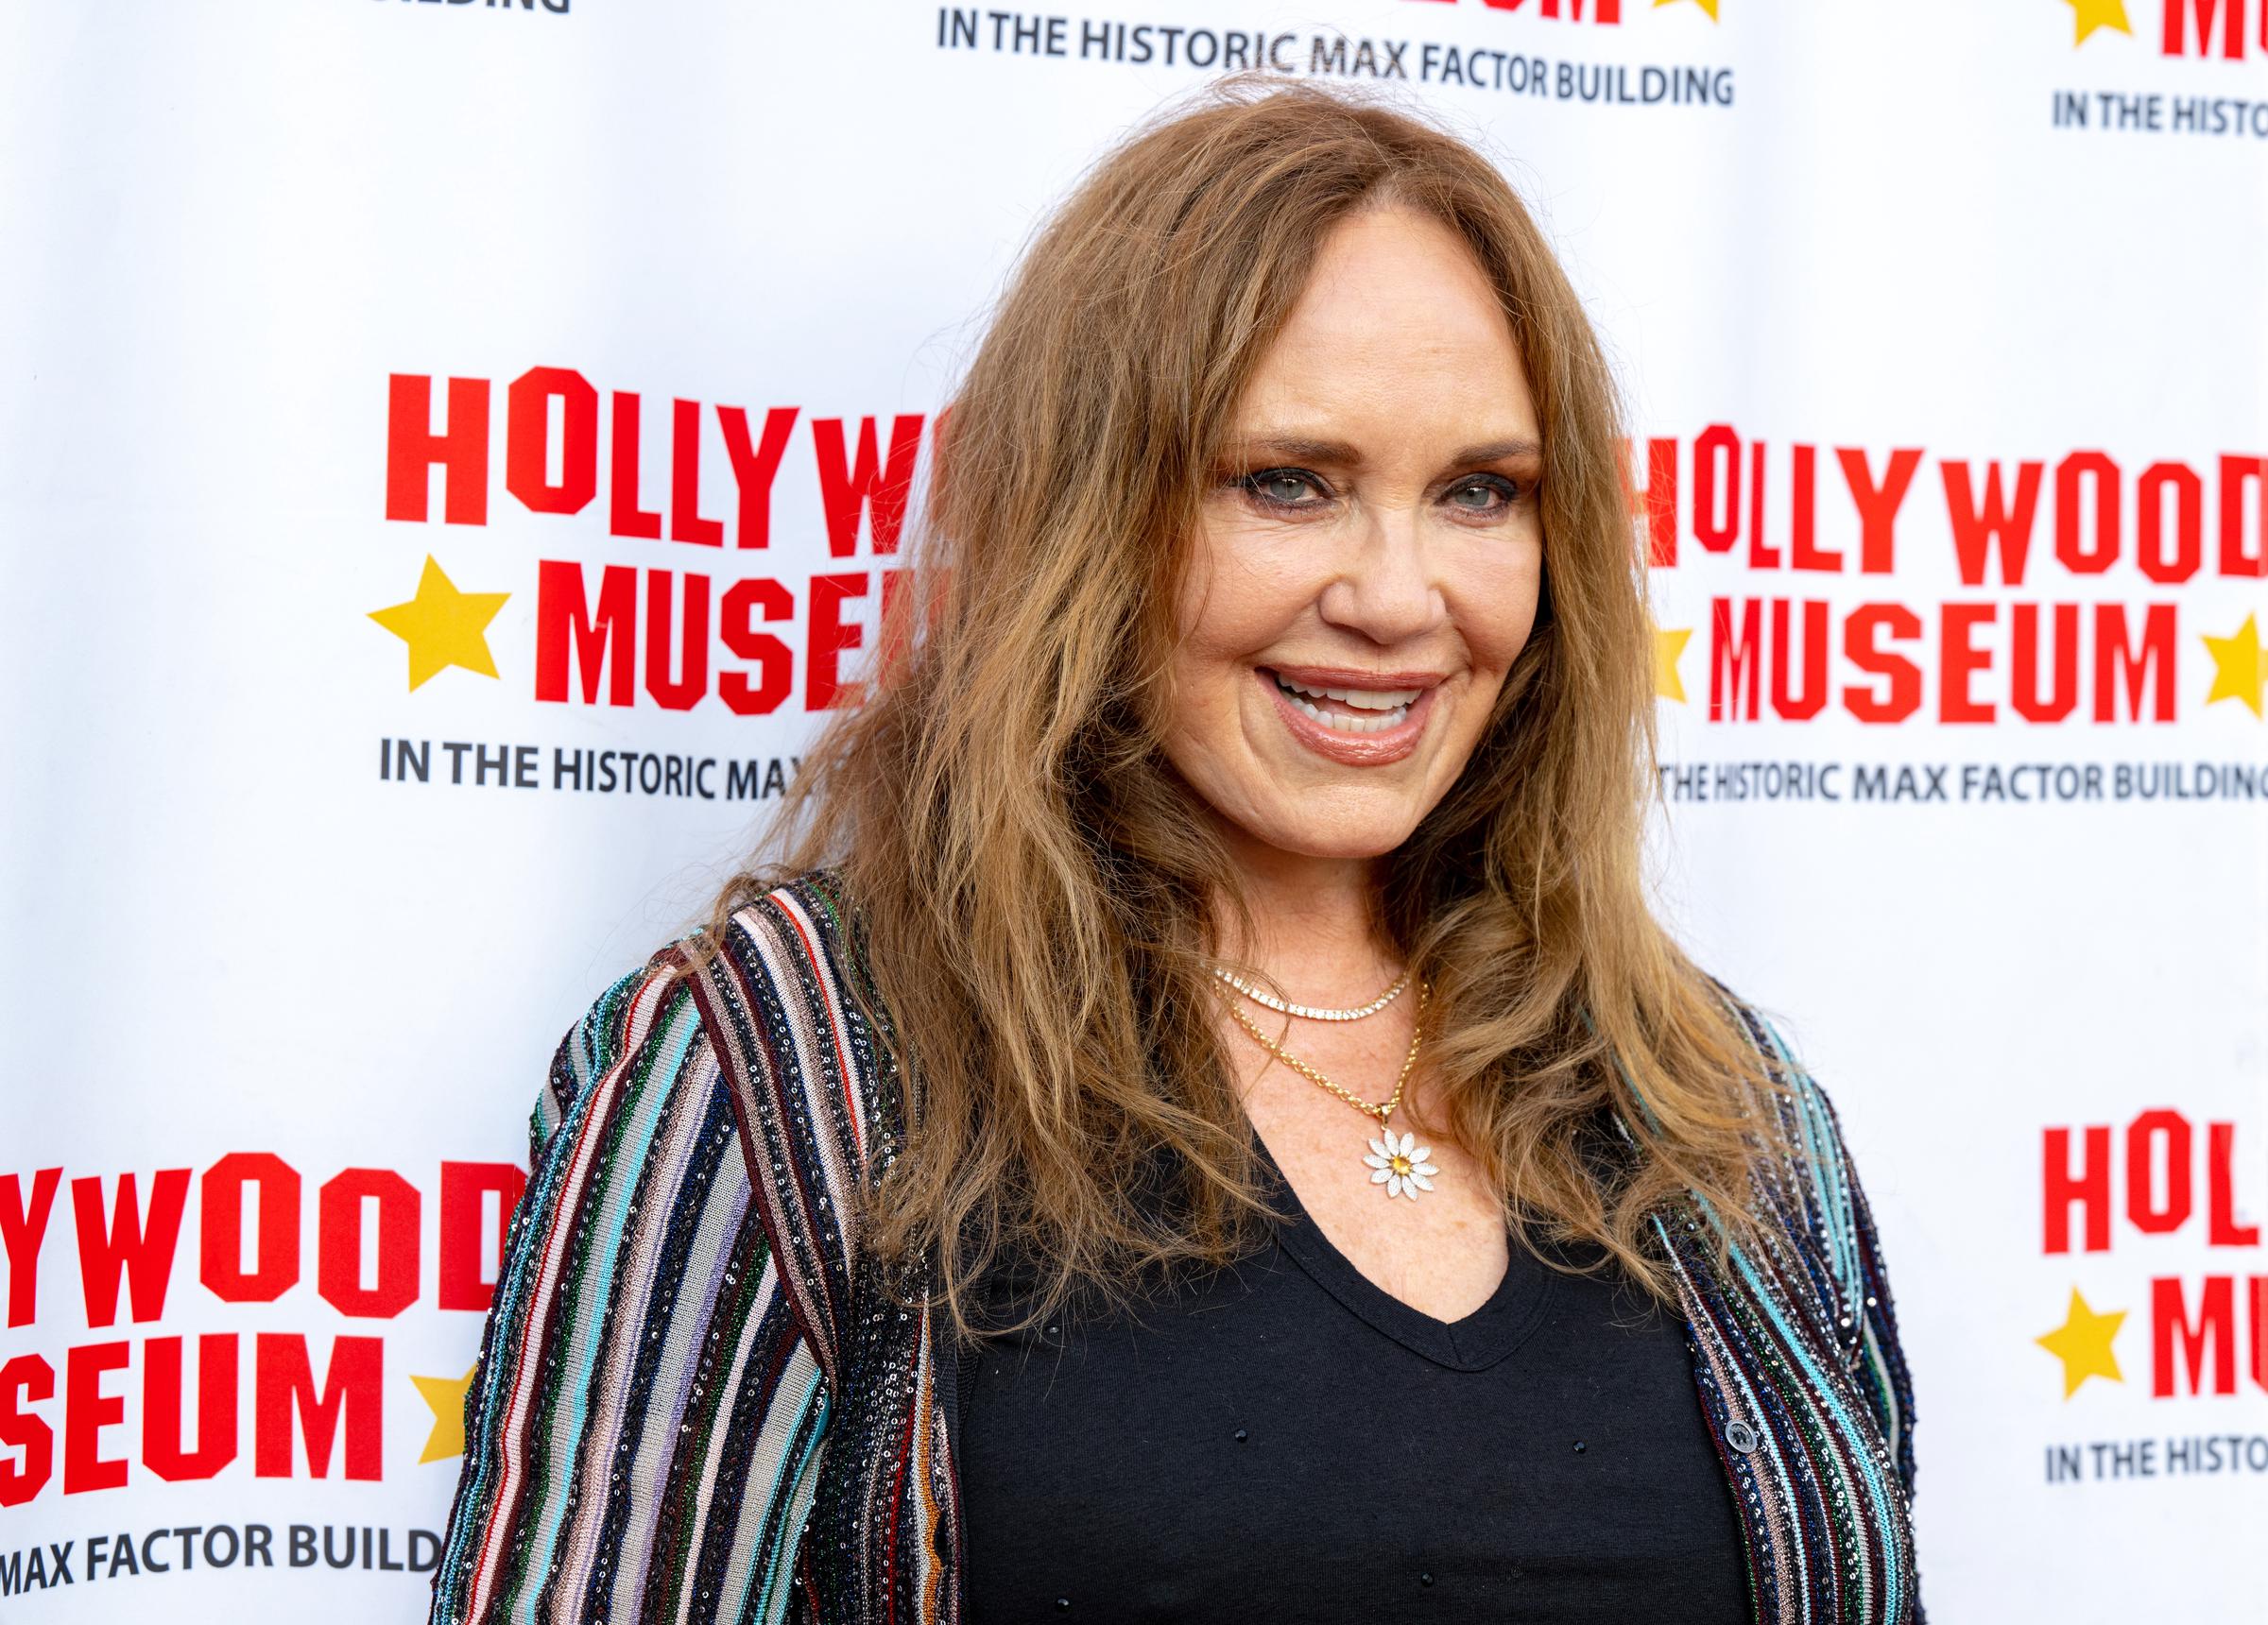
[916,1332,961,1622]
[441,966,690,1623]
[737,898,864,1278]
[540,1044,735,1616]
[1816,1088,1918,1491]
[1838,1221,1917,1540]
[875,1322,951,1625]
[614,1184,759,1624]
[1702,984,1833,1261]
[1749,1014,1864,1323]
[1856,1320,1901,1465]
[1657,1216,1806,1625]
[535,973,628,1152]
[1707,985,1874,1380]
[905,1309,953,1625]
[1851,1235,1915,1483]
[1698,983,1816,1203]
[689,918,849,1383]
[720,1355,832,1625]
[644,1206,775,1622]
[770,883,872,1161]
[1722,1240,1900,1622]
[1843,1255,1919,1616]
[645,1241,795,1625]
[433,983,631,1625]
[1744,1124,1847,1347]
[672,1274,816,1625]
[498,1023,683,1615]
[1737,1157,1843,1354]
[804,877,912,1182]
[749,1392,832,1625]
[504,989,710,1618]
[1725,999,1919,1610]
[574,1073,749,1620]
[1710,1234,1866,1622]
[801,1323,902,1624]
[1772,1240,1916,1623]
[1735,1078,1921,1623]
[435,968,677,1622]
[1733,1251,1873,1619]
[883,1364,921,1625]
[693,879,920,1624]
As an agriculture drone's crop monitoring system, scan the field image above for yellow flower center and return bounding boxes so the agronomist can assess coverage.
[1390,1155,1412,1175]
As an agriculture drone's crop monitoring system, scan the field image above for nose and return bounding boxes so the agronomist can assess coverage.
[1315,504,1446,647]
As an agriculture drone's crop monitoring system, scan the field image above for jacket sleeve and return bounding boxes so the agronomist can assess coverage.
[427,957,830,1625]
[1751,1011,1921,1509]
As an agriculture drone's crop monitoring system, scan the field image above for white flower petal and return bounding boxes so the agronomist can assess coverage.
[1413,1161,1439,1177]
[1371,1168,1393,1184]
[1401,1177,1422,1201]
[1410,1173,1435,1191]
[1410,1143,1432,1164]
[1363,1154,1390,1170]
[1385,1174,1404,1197]
[1367,1138,1392,1159]
[1394,1130,1416,1157]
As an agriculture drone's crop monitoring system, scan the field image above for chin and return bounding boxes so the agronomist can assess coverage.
[1241,810,1424,863]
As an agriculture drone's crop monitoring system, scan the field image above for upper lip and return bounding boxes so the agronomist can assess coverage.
[1263,664,1446,691]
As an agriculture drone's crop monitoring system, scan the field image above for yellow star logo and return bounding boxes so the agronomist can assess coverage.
[2201,611,2266,719]
[1655,625,1693,703]
[410,1365,477,1463]
[2036,1289,2126,1398]
[2063,0,2132,44]
[369,556,510,692]
[1656,0,1721,17]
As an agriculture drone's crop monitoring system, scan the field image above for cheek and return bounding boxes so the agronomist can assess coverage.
[1451,549,1545,680]
[1163,539,1245,757]
[1172,522,1314,667]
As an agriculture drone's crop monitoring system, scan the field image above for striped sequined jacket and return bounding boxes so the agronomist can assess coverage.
[429,872,1923,1625]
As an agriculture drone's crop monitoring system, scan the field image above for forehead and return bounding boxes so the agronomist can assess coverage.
[1232,205,1538,439]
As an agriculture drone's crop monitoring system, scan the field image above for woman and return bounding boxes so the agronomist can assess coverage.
[429,80,1921,1625]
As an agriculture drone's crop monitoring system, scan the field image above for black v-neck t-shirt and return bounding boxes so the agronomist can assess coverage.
[955,1139,1750,1622]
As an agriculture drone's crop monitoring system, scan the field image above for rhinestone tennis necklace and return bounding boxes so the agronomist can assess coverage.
[1210,965,1411,1022]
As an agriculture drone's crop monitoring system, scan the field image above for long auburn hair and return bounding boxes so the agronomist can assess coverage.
[692,77,1785,1337]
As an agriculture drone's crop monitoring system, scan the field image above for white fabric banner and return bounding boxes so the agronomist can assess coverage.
[2,0,2263,1618]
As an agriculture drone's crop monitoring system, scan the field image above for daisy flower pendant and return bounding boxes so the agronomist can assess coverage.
[1363,1129,1439,1200]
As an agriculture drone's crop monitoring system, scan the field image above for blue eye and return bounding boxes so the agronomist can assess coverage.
[1237,469,1327,508]
[1447,475,1521,515]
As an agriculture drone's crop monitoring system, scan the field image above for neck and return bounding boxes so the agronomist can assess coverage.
[1209,822,1399,1002]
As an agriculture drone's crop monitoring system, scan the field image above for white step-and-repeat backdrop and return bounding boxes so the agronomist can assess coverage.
[3,1,2263,1619]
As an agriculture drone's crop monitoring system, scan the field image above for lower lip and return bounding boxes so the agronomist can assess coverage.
[1261,671,1435,767]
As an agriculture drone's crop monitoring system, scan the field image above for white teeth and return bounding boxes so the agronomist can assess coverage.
[1280,679,1424,710]
[1285,694,1411,733]
[1272,674,1423,732]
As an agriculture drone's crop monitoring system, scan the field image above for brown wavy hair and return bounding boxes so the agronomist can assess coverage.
[692,77,1786,1337]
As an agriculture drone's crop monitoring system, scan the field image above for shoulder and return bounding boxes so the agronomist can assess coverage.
[1694,969,1850,1174]
[672,868,899,1155]
[1695,971,1897,1334]
[531,949,709,1165]
[544,870,871,1103]
[693,867,878,1030]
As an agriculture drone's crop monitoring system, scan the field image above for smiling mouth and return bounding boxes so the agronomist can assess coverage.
[1266,671,1424,734]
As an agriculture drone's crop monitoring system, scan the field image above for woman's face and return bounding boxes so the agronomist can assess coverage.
[1163,204,1545,864]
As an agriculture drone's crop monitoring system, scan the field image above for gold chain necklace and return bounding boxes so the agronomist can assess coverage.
[1225,982,1439,1202]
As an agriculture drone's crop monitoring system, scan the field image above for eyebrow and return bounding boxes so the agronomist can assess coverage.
[1224,435,1543,466]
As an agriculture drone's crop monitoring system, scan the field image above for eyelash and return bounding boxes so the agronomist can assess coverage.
[1230,468,1527,520]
